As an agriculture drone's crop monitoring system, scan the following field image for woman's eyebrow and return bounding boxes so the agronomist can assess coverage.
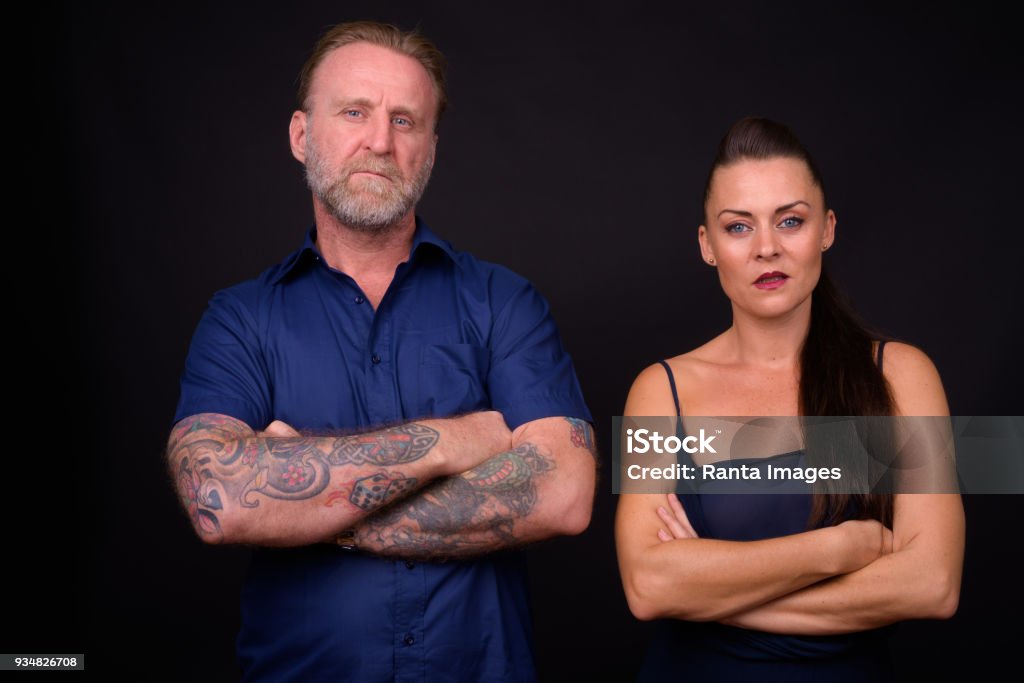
[775,200,812,213]
[717,200,811,219]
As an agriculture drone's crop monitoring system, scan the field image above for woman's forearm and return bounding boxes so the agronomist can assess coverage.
[722,496,965,634]
[722,548,959,634]
[623,521,886,622]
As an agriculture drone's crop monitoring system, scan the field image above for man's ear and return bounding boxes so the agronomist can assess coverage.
[289,110,308,163]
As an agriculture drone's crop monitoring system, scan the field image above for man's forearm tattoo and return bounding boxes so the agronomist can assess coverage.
[167,414,438,539]
[346,472,418,510]
[565,417,597,458]
[327,426,439,466]
[359,443,556,559]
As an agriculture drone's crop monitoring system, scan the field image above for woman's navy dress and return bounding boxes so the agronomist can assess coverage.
[636,351,895,682]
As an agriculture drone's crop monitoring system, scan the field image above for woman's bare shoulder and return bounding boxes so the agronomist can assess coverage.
[625,361,677,416]
[627,337,728,415]
[879,341,949,416]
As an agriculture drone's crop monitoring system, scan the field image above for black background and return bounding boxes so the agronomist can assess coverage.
[12,1,1022,679]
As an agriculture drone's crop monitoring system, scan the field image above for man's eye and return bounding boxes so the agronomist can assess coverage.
[393,117,411,127]
[344,110,363,118]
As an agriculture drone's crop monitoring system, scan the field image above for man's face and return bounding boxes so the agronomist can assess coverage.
[295,42,438,232]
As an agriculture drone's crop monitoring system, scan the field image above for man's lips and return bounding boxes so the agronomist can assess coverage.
[350,170,391,180]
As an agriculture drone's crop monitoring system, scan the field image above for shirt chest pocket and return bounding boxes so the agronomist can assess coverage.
[418,343,491,417]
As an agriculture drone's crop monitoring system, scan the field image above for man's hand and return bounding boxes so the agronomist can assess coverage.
[258,421,301,438]
[348,416,597,561]
[433,411,512,475]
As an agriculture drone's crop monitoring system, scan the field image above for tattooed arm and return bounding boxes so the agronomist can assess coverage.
[349,416,598,560]
[166,411,511,547]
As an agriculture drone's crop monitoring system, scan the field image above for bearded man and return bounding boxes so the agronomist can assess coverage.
[167,20,596,683]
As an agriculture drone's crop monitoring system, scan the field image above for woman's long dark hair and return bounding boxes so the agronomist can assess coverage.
[704,117,894,528]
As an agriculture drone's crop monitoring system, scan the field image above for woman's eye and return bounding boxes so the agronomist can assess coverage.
[725,223,751,234]
[779,216,804,229]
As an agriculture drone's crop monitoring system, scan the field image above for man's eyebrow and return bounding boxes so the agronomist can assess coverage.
[389,106,415,118]
[335,97,375,108]
[717,200,812,219]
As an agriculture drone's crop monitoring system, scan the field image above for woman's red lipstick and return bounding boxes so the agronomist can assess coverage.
[754,271,789,290]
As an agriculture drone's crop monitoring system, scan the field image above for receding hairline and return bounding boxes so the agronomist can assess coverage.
[304,42,441,118]
[295,21,448,129]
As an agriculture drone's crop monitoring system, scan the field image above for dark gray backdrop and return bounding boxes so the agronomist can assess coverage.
[13,1,1022,679]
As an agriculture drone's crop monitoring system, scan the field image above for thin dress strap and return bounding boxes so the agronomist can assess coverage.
[876,340,888,372]
[657,360,682,417]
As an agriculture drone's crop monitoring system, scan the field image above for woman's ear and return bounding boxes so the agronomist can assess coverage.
[698,225,715,265]
[823,209,837,250]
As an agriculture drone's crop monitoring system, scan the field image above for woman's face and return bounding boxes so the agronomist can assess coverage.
[699,157,836,321]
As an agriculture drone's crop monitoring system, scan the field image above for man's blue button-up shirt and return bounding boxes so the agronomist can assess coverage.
[173,218,592,682]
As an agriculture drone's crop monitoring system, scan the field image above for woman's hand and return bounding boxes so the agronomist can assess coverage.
[654,492,893,571]
[834,518,894,573]
[656,493,698,542]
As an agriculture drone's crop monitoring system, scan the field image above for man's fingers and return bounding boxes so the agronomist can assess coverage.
[261,420,301,437]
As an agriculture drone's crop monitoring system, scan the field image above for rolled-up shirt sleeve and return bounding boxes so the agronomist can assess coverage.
[172,285,272,430]
[486,275,591,431]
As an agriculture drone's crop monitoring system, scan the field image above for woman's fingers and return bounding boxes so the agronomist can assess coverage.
[882,525,894,555]
[666,493,698,537]
[657,505,691,540]
[654,493,698,541]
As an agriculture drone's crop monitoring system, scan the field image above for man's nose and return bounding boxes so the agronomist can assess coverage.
[364,115,394,155]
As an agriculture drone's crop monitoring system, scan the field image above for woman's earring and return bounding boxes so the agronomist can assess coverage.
[708,257,715,265]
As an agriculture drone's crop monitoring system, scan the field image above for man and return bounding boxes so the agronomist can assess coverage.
[167,20,596,682]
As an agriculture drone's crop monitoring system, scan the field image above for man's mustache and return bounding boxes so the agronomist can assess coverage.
[344,158,401,181]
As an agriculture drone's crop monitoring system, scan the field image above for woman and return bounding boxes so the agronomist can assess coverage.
[615,117,964,681]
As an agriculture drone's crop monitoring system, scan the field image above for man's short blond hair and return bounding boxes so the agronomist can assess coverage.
[296,20,448,129]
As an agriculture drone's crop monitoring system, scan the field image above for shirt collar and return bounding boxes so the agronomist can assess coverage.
[271,216,458,285]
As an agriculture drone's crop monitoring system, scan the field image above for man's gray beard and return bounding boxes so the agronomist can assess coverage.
[304,133,433,234]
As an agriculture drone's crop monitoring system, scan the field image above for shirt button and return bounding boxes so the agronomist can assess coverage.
[354,295,364,304]
[405,561,415,570]
[371,353,381,365]
[404,634,415,646]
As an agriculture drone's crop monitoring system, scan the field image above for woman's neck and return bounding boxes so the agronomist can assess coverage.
[726,297,812,369]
